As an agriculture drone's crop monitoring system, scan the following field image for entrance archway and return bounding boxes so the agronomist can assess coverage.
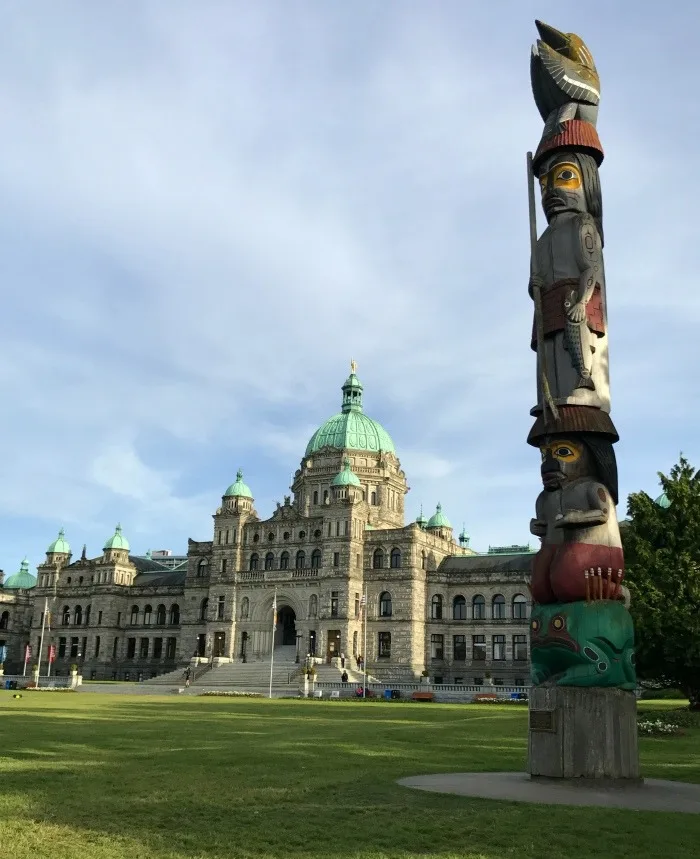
[275,606,297,646]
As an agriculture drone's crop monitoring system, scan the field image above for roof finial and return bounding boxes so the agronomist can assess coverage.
[350,358,357,375]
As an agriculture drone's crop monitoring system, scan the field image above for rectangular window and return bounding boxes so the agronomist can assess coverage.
[474,677,484,686]
[153,638,163,659]
[94,636,101,658]
[494,678,504,686]
[70,637,79,658]
[453,635,466,661]
[221,558,228,574]
[378,631,391,658]
[513,634,528,661]
[430,634,444,661]
[117,612,122,627]
[493,634,506,661]
[127,638,136,659]
[98,610,103,625]
[433,676,443,685]
[472,635,486,661]
[333,552,340,567]
[330,591,339,618]
[335,521,340,536]
[112,637,119,658]
[218,531,223,544]
[217,596,225,621]
[139,638,149,659]
[513,599,528,619]
[226,529,230,544]
[82,637,87,658]
[59,637,67,658]
[354,593,360,618]
[454,677,464,685]
[166,637,176,659]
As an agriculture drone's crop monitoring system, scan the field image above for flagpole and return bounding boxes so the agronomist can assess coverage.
[268,588,277,699]
[36,597,49,688]
[363,587,367,699]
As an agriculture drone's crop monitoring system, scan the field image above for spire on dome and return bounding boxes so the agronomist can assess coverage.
[341,363,363,414]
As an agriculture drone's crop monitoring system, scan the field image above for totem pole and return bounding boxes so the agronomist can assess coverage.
[526,21,639,781]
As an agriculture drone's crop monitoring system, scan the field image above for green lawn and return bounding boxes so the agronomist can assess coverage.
[0,694,698,859]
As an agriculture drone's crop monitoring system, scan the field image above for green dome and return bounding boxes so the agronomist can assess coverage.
[459,526,470,546]
[4,558,37,590]
[103,523,130,552]
[224,469,253,498]
[427,503,451,530]
[416,506,428,528]
[47,528,71,555]
[654,492,671,509]
[332,458,361,487]
[305,368,395,456]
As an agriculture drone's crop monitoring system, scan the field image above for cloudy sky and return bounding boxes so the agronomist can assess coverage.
[1,1,697,575]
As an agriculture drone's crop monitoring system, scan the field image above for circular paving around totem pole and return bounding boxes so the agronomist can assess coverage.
[397,772,700,814]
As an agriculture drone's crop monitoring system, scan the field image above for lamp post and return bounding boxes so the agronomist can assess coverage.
[295,633,302,663]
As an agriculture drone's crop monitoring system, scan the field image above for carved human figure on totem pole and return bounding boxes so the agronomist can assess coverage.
[529,435,624,605]
[529,151,608,416]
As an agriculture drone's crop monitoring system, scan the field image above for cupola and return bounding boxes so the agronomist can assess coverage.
[222,469,254,513]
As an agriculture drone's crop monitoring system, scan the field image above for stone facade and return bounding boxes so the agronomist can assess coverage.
[0,371,533,685]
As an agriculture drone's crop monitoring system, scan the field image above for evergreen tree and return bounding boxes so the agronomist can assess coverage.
[623,455,700,710]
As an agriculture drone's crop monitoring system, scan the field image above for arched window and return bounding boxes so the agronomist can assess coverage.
[130,605,139,625]
[280,551,289,570]
[85,605,92,626]
[156,604,166,625]
[453,595,466,620]
[472,595,485,619]
[378,631,391,658]
[372,549,384,569]
[240,597,249,619]
[311,549,321,569]
[0,611,9,630]
[264,552,274,570]
[308,594,318,618]
[313,491,318,505]
[295,550,305,570]
[74,605,83,625]
[431,594,443,620]
[62,605,70,625]
[371,491,377,505]
[492,594,506,619]
[143,605,152,625]
[249,553,259,571]
[379,592,392,617]
[199,598,209,621]
[421,551,427,570]
[169,604,180,625]
[390,548,401,569]
[512,594,529,619]
[323,490,328,504]
[197,558,208,577]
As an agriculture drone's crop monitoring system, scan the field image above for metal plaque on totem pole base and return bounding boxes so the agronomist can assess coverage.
[529,709,556,733]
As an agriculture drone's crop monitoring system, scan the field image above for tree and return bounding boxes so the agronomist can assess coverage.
[622,455,700,710]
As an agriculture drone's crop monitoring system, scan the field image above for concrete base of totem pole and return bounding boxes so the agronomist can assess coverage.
[528,685,640,781]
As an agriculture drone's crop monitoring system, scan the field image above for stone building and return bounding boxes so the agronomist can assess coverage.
[1,367,533,685]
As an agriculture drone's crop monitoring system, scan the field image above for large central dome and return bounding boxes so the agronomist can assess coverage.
[305,368,396,456]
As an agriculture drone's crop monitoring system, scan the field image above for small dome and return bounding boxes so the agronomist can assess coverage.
[427,503,452,530]
[459,526,470,546]
[654,492,671,509]
[224,469,253,499]
[47,528,71,555]
[416,507,428,528]
[4,558,37,590]
[305,365,396,456]
[103,523,130,552]
[332,458,361,487]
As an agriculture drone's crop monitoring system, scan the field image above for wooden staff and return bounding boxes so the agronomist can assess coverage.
[527,151,559,426]
[596,567,603,600]
[584,568,590,603]
[606,568,613,600]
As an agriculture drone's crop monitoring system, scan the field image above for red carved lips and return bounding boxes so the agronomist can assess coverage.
[532,631,579,652]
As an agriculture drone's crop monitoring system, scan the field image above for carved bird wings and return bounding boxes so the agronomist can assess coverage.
[531,20,601,126]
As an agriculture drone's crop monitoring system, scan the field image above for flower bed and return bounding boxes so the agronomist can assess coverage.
[199,691,263,698]
[637,718,681,736]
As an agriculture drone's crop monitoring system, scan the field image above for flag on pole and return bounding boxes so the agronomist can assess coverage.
[360,593,366,613]
[24,644,32,664]
[272,591,277,630]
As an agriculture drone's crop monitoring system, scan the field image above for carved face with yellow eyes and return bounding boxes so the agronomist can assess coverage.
[539,436,593,490]
[537,152,587,221]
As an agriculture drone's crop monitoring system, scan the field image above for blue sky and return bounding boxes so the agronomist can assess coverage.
[1,1,698,576]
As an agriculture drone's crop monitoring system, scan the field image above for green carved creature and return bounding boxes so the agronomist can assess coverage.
[530,600,636,689]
